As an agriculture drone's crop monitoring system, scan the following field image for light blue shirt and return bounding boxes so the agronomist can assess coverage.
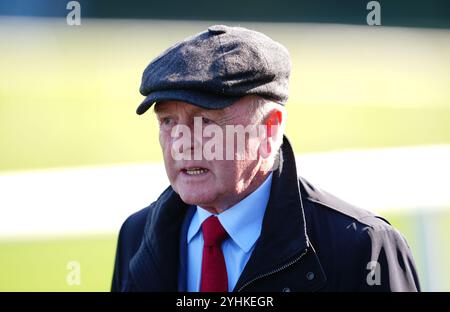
[186,173,273,292]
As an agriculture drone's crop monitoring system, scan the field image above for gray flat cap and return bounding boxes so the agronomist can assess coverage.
[136,25,291,115]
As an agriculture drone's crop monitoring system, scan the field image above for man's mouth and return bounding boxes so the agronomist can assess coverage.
[182,167,209,176]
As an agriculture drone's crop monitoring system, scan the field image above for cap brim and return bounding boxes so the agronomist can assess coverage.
[136,90,240,115]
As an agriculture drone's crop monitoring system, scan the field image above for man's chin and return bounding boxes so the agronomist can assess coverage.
[177,191,214,207]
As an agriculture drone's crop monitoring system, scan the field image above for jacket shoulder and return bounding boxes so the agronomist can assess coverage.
[111,186,178,291]
[111,205,152,291]
[119,206,151,243]
[300,176,390,229]
[299,176,420,291]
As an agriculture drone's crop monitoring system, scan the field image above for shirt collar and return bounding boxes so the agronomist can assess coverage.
[187,172,273,253]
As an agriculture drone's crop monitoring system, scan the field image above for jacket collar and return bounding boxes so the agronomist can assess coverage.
[232,136,311,291]
[128,136,325,291]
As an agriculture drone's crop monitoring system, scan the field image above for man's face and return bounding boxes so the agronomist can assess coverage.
[155,97,266,212]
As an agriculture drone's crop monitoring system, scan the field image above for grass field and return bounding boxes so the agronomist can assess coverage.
[0,18,449,291]
[1,19,449,172]
[0,235,117,291]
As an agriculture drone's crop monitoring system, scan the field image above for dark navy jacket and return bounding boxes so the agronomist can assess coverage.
[111,137,420,292]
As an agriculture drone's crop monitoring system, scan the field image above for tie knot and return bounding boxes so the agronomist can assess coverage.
[202,216,228,247]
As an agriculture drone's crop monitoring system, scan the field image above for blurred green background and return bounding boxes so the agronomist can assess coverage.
[1,0,450,292]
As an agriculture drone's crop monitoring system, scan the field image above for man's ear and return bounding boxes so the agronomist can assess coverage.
[266,110,282,137]
[260,109,283,159]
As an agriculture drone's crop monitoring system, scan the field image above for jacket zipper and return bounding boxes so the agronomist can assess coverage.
[236,248,309,292]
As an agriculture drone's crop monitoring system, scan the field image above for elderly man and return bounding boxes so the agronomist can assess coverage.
[111,25,420,292]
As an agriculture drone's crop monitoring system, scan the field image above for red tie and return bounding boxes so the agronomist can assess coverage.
[200,216,229,292]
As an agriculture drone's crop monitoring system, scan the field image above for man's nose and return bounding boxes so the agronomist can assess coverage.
[171,123,203,158]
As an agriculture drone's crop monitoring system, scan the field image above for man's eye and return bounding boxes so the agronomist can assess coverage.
[161,117,174,126]
[202,117,213,125]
